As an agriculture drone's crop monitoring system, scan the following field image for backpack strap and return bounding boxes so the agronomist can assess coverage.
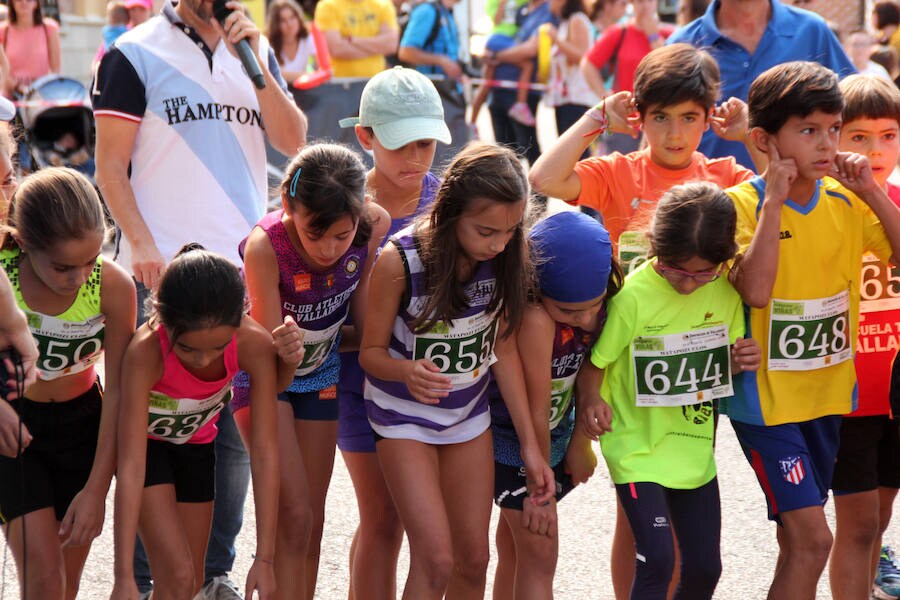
[606,25,627,76]
[423,1,444,51]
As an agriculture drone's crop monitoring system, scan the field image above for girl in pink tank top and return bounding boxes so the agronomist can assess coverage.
[114,245,295,600]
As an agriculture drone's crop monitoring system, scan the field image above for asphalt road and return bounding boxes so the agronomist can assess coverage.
[1,418,894,599]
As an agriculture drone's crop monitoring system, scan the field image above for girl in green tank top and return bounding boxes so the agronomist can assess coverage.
[0,167,136,599]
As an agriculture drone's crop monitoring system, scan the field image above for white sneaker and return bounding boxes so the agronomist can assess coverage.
[200,575,243,600]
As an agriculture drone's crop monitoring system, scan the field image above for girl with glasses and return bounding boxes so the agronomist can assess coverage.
[577,181,761,599]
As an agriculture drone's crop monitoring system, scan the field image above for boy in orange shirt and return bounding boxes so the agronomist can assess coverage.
[530,42,758,599]
[530,42,759,275]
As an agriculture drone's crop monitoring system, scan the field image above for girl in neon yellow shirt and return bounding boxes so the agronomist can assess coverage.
[578,181,761,599]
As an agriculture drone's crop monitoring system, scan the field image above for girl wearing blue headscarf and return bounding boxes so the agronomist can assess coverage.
[490,208,622,598]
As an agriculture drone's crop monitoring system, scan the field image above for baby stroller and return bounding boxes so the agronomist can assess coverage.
[17,74,95,179]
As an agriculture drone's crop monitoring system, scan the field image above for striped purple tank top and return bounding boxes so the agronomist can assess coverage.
[364,225,499,444]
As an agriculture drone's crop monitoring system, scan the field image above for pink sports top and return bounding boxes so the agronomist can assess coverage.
[146,325,239,445]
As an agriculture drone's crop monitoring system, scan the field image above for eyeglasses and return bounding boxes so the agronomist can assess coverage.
[656,261,724,284]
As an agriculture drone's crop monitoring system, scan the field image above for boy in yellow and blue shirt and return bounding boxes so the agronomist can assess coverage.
[725,61,900,599]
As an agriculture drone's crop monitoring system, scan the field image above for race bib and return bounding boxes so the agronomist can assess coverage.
[549,372,577,429]
[767,291,851,371]
[412,313,498,384]
[632,325,732,407]
[27,311,105,381]
[295,320,342,377]
[860,253,900,314]
[618,231,650,275]
[147,385,232,445]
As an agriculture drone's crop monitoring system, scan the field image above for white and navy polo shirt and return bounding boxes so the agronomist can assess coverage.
[92,0,290,271]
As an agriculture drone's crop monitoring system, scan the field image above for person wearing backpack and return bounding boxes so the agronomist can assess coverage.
[397,0,462,80]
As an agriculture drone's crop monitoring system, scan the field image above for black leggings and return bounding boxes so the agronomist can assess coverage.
[615,477,722,600]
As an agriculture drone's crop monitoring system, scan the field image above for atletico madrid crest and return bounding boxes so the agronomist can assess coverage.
[779,456,805,485]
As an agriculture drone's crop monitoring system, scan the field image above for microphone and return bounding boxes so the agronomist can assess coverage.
[212,0,266,90]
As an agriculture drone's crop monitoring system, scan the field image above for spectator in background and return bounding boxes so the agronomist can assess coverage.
[485,0,556,165]
[589,0,627,37]
[468,0,537,131]
[0,0,60,98]
[398,0,462,81]
[874,1,900,60]
[844,29,893,81]
[267,0,318,82]
[872,44,900,87]
[125,0,152,26]
[92,1,129,70]
[581,0,674,155]
[677,0,708,26]
[545,0,598,156]
[102,2,129,48]
[314,0,398,78]
[666,0,854,168]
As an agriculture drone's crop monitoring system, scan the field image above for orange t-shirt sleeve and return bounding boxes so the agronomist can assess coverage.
[573,156,618,213]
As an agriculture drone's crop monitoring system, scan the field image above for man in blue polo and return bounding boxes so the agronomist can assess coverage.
[668,0,853,169]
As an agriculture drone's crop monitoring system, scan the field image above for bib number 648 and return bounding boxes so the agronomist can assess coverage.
[773,315,848,360]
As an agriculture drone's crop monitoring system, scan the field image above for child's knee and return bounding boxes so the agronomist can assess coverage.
[679,554,722,597]
[28,559,65,598]
[277,502,313,551]
[635,541,676,582]
[454,544,490,581]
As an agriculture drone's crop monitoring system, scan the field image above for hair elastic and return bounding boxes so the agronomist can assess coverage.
[289,167,302,197]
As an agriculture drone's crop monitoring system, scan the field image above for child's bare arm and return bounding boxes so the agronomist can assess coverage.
[529,91,636,201]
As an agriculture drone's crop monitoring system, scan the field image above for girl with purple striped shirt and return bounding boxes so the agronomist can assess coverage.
[360,143,554,599]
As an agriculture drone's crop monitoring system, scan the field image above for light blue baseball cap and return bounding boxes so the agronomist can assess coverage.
[339,66,451,150]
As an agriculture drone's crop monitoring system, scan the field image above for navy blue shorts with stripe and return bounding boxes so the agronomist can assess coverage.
[730,415,841,523]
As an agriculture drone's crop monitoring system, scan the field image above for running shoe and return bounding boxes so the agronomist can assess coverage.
[199,575,243,600]
[874,545,900,600]
[508,101,536,126]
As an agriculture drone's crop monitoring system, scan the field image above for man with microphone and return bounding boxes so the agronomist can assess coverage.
[92,0,306,598]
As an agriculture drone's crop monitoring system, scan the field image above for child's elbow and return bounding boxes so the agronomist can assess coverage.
[358,348,374,374]
[742,290,771,309]
[528,167,555,197]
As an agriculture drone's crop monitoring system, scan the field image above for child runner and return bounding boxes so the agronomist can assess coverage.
[726,61,900,599]
[530,43,756,276]
[580,181,761,599]
[0,167,136,599]
[360,142,555,599]
[529,42,755,598]
[491,208,622,598]
[827,74,900,600]
[336,66,450,600]
[113,246,281,600]
[235,142,389,599]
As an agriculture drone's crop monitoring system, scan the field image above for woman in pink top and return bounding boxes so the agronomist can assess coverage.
[0,0,60,97]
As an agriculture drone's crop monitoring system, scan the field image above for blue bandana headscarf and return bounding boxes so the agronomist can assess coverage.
[529,211,613,302]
